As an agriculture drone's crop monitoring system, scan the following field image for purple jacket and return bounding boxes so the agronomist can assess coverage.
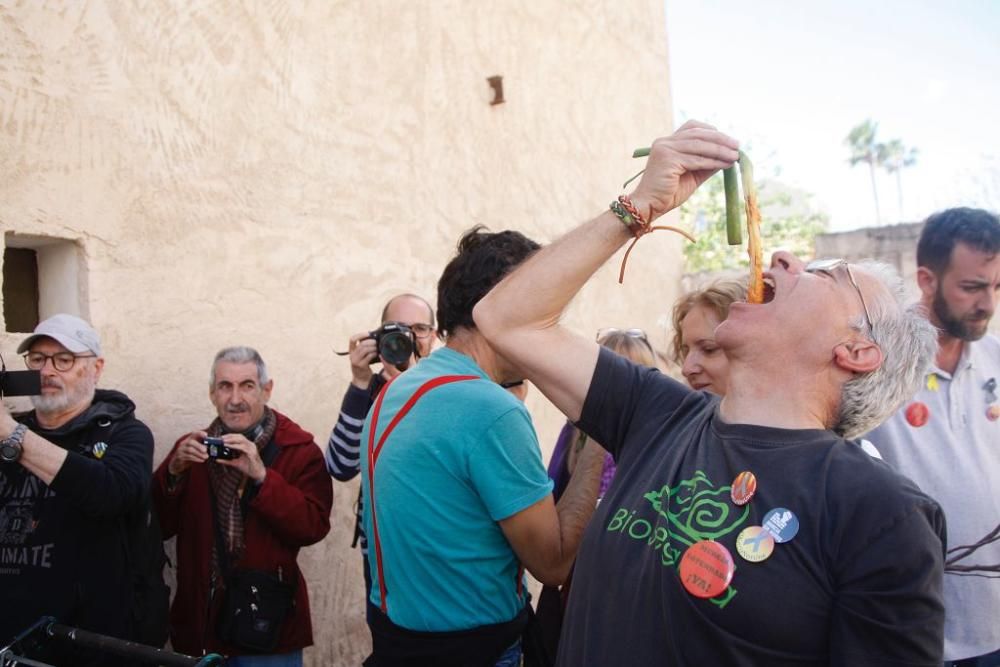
[547,421,616,501]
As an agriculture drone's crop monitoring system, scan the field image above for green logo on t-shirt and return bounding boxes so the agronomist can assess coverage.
[606,470,748,608]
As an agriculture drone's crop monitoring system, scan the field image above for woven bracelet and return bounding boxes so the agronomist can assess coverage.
[617,195,646,227]
[609,200,637,230]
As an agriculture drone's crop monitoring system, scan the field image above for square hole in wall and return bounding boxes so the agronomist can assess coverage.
[3,234,87,333]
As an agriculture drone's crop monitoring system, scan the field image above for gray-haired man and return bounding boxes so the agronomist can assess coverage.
[152,346,332,665]
[474,121,948,665]
[0,314,156,662]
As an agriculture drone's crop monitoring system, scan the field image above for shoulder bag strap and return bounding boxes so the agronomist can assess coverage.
[367,374,478,614]
[240,439,280,513]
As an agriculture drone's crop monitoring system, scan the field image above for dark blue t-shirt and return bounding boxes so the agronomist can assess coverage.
[557,348,946,666]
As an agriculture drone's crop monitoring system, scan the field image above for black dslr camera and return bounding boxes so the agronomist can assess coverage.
[369,322,416,367]
[204,436,239,460]
[0,368,41,398]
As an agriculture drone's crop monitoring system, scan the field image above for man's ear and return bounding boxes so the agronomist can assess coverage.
[916,266,938,301]
[834,340,883,375]
[262,379,274,401]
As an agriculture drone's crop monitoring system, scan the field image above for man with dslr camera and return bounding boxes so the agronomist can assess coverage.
[0,314,155,663]
[153,346,332,666]
[325,294,436,614]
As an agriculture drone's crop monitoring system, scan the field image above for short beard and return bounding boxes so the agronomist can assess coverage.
[932,286,989,342]
[31,374,97,416]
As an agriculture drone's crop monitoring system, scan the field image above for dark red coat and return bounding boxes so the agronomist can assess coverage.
[152,411,333,656]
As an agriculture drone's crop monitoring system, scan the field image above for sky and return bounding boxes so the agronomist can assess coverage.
[665,0,1000,232]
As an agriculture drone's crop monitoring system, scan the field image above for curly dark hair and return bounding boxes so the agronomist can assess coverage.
[917,207,1000,274]
[436,226,540,337]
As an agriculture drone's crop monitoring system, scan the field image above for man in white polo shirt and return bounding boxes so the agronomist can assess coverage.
[867,207,1000,666]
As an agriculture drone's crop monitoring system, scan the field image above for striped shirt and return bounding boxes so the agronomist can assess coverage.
[325,375,386,554]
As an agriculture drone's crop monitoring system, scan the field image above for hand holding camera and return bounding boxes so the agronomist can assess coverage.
[168,432,264,481]
[204,436,240,460]
[168,431,212,476]
[207,434,267,483]
[346,332,378,389]
[338,322,420,387]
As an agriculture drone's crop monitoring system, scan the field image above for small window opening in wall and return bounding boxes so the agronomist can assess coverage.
[3,248,40,333]
[3,234,87,334]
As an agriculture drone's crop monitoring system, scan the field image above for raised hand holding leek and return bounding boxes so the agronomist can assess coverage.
[629,135,762,300]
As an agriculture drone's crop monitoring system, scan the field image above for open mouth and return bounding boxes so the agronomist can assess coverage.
[762,276,775,304]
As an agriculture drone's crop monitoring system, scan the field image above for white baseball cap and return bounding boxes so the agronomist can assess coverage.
[16,314,102,356]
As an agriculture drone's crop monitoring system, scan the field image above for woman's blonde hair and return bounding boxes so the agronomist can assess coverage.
[597,331,657,368]
[670,280,747,363]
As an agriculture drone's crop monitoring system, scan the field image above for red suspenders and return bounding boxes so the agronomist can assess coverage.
[366,374,478,613]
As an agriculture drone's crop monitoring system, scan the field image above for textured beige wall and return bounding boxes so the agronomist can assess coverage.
[0,2,679,664]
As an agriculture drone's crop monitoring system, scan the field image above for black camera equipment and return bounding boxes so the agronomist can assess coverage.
[0,616,223,666]
[0,352,41,398]
[368,322,416,367]
[204,436,239,460]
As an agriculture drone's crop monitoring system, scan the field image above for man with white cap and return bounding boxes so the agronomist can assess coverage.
[0,314,157,663]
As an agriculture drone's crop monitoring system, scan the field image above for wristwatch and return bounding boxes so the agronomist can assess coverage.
[0,423,27,463]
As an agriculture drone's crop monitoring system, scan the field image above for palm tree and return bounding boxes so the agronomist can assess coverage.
[879,139,919,221]
[845,120,884,224]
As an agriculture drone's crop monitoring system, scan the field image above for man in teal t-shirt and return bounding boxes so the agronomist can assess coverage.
[364,346,550,629]
[360,228,606,667]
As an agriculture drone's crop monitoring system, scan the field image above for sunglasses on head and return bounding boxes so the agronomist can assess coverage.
[596,327,648,343]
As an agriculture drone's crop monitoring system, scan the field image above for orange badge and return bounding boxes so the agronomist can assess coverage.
[730,471,757,506]
[679,540,735,599]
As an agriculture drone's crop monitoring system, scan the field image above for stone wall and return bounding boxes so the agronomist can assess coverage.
[0,2,680,664]
[815,222,925,302]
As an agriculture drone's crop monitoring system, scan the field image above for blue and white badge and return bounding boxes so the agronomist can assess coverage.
[762,507,799,543]
[92,441,108,459]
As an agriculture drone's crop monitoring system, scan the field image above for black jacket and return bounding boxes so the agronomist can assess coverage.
[1,389,154,659]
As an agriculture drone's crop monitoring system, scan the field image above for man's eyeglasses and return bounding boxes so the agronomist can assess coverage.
[596,328,648,343]
[24,351,96,372]
[407,323,435,339]
[805,258,874,335]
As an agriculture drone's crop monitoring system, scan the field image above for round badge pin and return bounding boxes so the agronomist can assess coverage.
[678,540,735,599]
[736,526,775,563]
[905,402,930,428]
[987,405,1000,422]
[730,471,757,506]
[762,507,800,543]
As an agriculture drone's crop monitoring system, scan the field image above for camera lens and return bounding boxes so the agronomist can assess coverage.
[379,331,414,366]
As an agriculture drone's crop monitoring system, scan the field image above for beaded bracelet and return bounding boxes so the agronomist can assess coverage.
[609,200,637,230]
[610,194,696,283]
